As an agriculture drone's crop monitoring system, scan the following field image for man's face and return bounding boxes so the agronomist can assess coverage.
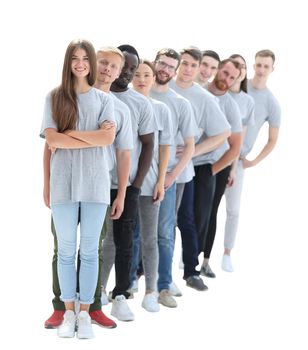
[198,55,219,83]
[213,61,241,92]
[253,56,274,80]
[177,53,200,84]
[114,51,139,89]
[154,55,178,85]
[96,51,123,85]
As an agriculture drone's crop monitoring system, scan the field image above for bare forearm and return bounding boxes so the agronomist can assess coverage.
[67,127,116,146]
[43,142,51,186]
[243,127,279,167]
[194,131,230,157]
[212,133,241,175]
[132,141,153,188]
[157,145,170,185]
[116,150,131,199]
[250,139,278,166]
[171,138,194,179]
[45,130,94,149]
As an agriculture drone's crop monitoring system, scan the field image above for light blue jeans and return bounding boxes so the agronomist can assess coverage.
[51,202,107,305]
[157,182,176,292]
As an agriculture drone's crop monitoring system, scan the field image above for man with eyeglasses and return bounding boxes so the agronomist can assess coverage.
[150,48,196,307]
[169,46,230,291]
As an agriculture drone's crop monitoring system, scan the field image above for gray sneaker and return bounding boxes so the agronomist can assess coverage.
[186,276,208,291]
[200,264,216,278]
[158,289,177,308]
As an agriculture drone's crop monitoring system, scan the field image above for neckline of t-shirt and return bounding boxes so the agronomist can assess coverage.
[78,87,94,96]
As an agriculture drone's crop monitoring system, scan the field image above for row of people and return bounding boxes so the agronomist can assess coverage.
[40,40,281,339]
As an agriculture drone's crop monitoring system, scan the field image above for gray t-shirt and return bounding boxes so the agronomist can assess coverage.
[195,88,242,165]
[242,80,281,157]
[150,88,195,182]
[40,87,115,205]
[106,93,134,189]
[170,81,230,171]
[229,90,255,127]
[111,88,155,185]
[141,98,173,196]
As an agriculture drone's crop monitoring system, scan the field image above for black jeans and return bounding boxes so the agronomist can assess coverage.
[111,186,140,299]
[203,166,231,259]
[193,164,216,254]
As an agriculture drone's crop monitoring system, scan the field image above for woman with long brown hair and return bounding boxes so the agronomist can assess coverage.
[40,39,115,339]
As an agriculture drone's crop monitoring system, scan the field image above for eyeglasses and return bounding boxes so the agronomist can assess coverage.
[156,60,177,72]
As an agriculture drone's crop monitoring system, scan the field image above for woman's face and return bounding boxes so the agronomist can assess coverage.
[71,48,90,79]
[233,56,247,83]
[132,63,155,96]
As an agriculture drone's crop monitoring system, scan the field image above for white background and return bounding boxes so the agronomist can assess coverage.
[0,0,307,348]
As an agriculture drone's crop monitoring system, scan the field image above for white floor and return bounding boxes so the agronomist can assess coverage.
[3,175,307,350]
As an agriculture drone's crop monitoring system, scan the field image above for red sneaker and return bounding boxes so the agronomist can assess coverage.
[90,310,117,328]
[44,310,65,329]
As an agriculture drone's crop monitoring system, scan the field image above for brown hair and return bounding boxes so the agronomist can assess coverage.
[51,39,97,132]
[180,46,202,64]
[219,58,242,79]
[154,48,181,69]
[255,49,275,64]
[229,54,248,93]
[139,59,156,75]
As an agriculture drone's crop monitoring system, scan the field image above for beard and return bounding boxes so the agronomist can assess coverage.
[112,75,131,90]
[155,71,173,85]
[214,76,228,92]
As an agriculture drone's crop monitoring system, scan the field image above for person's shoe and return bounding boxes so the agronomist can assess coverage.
[186,276,208,291]
[76,311,94,339]
[57,310,76,338]
[108,291,134,302]
[222,254,234,272]
[44,310,65,329]
[169,281,183,297]
[89,310,117,329]
[101,288,109,306]
[200,264,216,278]
[128,279,139,293]
[111,295,135,321]
[142,292,160,312]
[158,289,177,308]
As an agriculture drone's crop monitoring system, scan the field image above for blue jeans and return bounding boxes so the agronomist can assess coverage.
[177,180,200,279]
[51,202,107,305]
[157,182,176,292]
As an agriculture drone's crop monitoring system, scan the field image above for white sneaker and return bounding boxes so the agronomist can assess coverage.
[111,295,135,321]
[101,288,109,306]
[77,311,94,339]
[158,289,177,308]
[57,310,76,338]
[142,292,160,312]
[222,254,234,272]
[169,281,182,297]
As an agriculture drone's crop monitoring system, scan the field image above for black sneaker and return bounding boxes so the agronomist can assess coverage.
[186,276,208,291]
[200,264,216,278]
